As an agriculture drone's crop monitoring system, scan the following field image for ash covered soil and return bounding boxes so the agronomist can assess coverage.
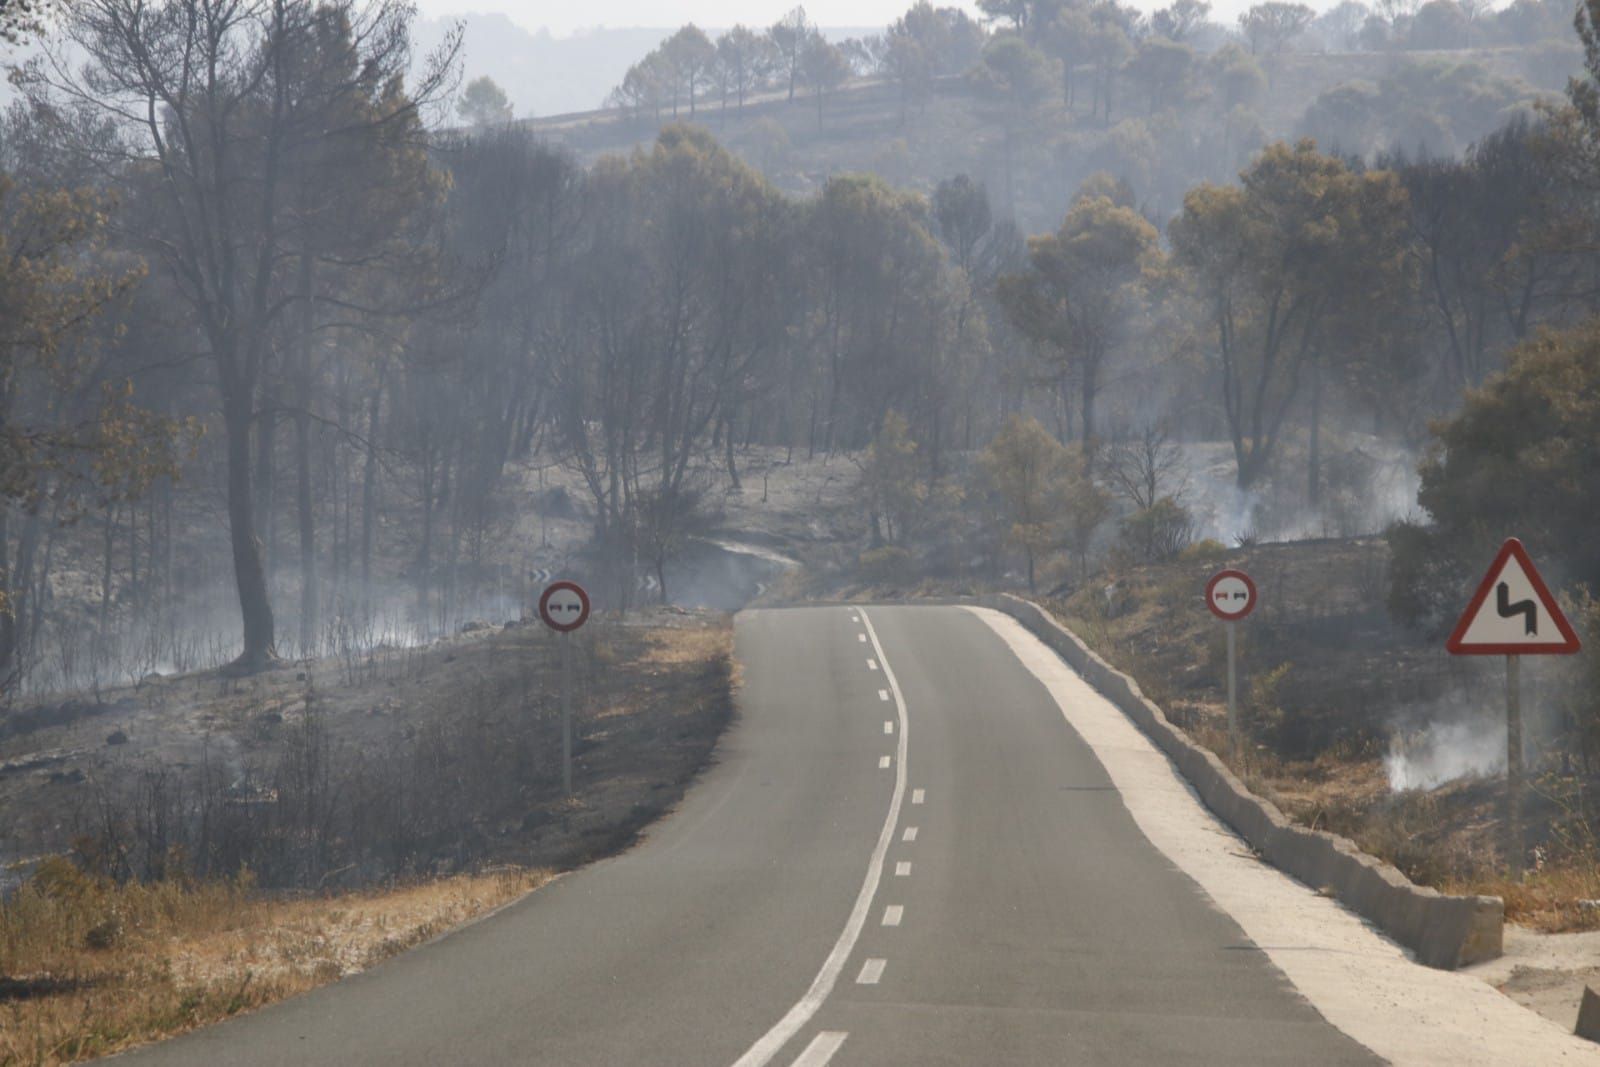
[0,608,733,885]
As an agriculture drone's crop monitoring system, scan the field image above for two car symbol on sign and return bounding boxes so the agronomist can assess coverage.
[1205,570,1257,622]
[539,581,591,634]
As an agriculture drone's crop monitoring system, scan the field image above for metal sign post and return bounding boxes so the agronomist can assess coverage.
[539,580,592,797]
[561,633,573,796]
[1446,538,1581,875]
[1506,653,1522,872]
[1206,569,1258,756]
[1226,620,1238,749]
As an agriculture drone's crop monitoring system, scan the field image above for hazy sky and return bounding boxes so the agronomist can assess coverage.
[414,2,974,35]
[415,0,1323,36]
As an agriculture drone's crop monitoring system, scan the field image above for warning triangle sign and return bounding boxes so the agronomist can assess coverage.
[1446,538,1582,655]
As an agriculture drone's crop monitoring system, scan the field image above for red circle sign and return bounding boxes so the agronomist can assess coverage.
[1205,569,1257,621]
[539,580,591,633]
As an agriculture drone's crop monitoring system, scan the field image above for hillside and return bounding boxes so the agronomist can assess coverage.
[526,42,1581,231]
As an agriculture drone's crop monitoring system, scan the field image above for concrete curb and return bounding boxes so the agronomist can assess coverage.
[971,592,1504,970]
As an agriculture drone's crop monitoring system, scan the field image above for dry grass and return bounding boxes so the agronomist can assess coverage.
[638,624,732,668]
[0,861,548,1066]
[1451,865,1600,932]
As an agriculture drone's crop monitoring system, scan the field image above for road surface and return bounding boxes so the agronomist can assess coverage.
[117,606,1586,1065]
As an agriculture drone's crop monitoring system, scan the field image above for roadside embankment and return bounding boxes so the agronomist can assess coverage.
[977,592,1504,970]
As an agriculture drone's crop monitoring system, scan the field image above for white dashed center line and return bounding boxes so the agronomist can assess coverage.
[731,608,908,1067]
[883,720,894,734]
[878,689,889,702]
[789,1031,848,1067]
[895,862,912,877]
[858,633,867,643]
[902,826,918,842]
[911,789,925,805]
[881,905,903,927]
[879,755,891,769]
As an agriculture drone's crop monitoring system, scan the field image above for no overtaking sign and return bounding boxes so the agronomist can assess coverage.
[539,580,590,633]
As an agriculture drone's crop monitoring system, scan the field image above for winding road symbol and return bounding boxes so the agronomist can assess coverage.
[1496,581,1537,637]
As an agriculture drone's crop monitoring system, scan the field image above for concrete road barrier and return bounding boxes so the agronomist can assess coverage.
[975,593,1503,970]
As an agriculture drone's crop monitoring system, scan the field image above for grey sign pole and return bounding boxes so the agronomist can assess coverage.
[539,580,590,799]
[1227,620,1239,755]
[1207,568,1255,758]
[1506,653,1522,875]
[561,633,573,797]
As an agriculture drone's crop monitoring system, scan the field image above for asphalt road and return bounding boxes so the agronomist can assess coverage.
[122,605,1376,1066]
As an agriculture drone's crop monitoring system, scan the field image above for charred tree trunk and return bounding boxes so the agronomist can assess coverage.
[99,503,116,637]
[416,425,436,630]
[360,368,384,611]
[295,250,317,656]
[224,379,277,672]
[0,509,13,691]
[255,396,278,579]
[1308,351,1323,508]
[723,415,741,490]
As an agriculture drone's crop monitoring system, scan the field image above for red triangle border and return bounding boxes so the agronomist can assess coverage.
[1445,538,1582,656]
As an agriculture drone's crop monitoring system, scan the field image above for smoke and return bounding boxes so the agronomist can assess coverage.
[1381,661,1563,792]
[16,578,533,699]
[1177,437,1422,544]
[1385,717,1506,791]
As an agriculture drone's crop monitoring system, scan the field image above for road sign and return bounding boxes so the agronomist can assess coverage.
[539,580,591,634]
[1205,568,1257,755]
[539,580,590,798]
[1205,569,1257,622]
[1446,538,1579,875]
[1446,539,1580,656]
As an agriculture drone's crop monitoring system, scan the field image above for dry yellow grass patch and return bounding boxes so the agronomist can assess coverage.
[1451,865,1600,933]
[638,624,733,668]
[0,862,549,1066]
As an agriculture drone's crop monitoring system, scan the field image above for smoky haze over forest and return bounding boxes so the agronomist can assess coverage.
[2,0,1600,946]
[0,0,1591,688]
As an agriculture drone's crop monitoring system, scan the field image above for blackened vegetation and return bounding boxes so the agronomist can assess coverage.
[59,623,732,891]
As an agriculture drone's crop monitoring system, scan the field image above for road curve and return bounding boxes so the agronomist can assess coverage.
[120,605,1375,1065]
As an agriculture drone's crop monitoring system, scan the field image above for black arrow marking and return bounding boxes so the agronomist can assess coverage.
[1497,581,1537,636]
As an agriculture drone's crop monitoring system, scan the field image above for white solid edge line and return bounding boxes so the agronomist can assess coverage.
[730,608,909,1067]
[963,605,1600,1066]
[856,958,886,985]
[789,1031,848,1067]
